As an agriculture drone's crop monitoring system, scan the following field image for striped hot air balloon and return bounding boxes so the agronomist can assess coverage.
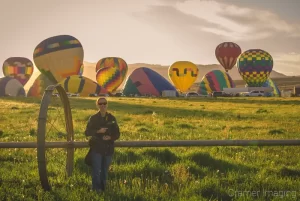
[215,42,242,72]
[96,57,128,87]
[197,70,235,95]
[96,67,122,93]
[59,75,107,96]
[2,57,34,86]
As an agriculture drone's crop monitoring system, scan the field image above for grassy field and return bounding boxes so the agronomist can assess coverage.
[0,96,300,201]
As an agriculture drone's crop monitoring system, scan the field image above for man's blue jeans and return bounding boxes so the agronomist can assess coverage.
[91,151,112,191]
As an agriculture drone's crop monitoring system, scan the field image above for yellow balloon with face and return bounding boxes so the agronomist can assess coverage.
[168,61,199,92]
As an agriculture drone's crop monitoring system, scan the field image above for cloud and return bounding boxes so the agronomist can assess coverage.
[275,52,300,63]
[272,52,300,76]
[132,0,300,75]
[132,5,224,64]
[174,0,300,41]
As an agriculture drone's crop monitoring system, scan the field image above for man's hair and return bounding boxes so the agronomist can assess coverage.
[96,97,108,106]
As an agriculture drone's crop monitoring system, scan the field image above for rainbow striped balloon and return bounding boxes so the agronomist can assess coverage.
[215,42,241,72]
[96,57,128,82]
[96,67,122,93]
[2,57,34,86]
[197,70,235,95]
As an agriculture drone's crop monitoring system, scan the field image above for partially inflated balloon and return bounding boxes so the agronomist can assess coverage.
[2,57,34,86]
[59,75,107,96]
[96,67,122,92]
[123,67,177,96]
[0,77,25,97]
[237,49,273,87]
[215,42,241,72]
[168,61,198,92]
[197,70,235,95]
[33,35,84,83]
[27,74,55,97]
[262,78,281,97]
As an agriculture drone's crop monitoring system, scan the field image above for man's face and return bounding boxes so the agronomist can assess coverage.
[98,99,108,112]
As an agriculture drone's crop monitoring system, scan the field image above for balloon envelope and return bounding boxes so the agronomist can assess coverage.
[33,35,84,83]
[27,74,55,97]
[96,67,122,93]
[168,61,198,92]
[2,57,34,86]
[123,67,177,96]
[215,42,241,72]
[237,49,273,87]
[96,57,128,78]
[0,77,25,97]
[96,57,128,88]
[197,70,235,95]
[262,78,281,97]
[59,75,107,96]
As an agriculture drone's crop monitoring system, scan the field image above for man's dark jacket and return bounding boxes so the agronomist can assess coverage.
[85,112,120,156]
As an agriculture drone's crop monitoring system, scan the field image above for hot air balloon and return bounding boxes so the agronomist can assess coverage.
[215,42,241,72]
[123,67,177,97]
[168,61,198,93]
[59,75,107,96]
[197,70,235,95]
[262,78,281,97]
[27,74,55,97]
[96,67,122,93]
[237,49,273,87]
[96,57,128,87]
[33,35,84,84]
[96,57,128,77]
[0,77,25,97]
[2,57,34,86]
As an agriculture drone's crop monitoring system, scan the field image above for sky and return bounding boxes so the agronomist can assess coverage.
[0,0,300,77]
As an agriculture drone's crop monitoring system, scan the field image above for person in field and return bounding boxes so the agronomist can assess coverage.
[85,97,120,193]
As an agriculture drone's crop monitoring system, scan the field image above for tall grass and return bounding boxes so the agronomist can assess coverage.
[0,96,300,200]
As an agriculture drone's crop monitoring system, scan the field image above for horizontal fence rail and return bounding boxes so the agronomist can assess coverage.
[1,140,300,149]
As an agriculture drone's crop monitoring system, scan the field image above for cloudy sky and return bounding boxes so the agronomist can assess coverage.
[0,0,300,77]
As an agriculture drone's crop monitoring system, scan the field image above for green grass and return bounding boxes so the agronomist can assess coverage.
[0,96,300,200]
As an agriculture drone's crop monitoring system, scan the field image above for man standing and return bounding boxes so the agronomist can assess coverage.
[85,97,120,192]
